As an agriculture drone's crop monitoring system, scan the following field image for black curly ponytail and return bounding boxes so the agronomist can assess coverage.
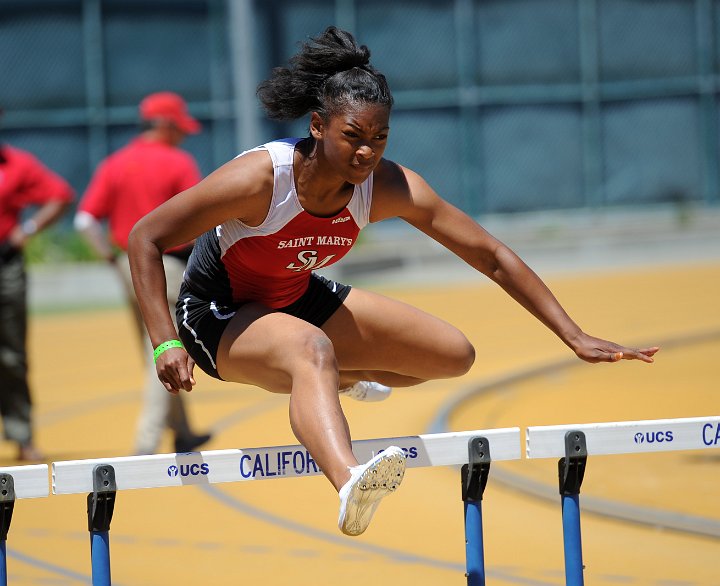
[257,26,393,122]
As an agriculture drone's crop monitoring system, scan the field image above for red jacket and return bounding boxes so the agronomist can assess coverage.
[0,145,74,242]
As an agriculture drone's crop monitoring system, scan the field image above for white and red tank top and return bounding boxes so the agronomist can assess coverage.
[183,139,372,308]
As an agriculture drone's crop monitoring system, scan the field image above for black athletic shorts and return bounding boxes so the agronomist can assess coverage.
[176,273,352,381]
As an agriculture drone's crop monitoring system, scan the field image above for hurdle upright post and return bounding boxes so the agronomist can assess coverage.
[0,473,15,586]
[461,436,491,586]
[87,464,116,586]
[558,430,587,586]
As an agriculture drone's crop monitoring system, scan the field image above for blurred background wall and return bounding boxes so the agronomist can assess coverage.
[1,0,719,231]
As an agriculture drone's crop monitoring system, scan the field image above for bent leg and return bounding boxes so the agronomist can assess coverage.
[323,288,475,384]
[216,303,357,490]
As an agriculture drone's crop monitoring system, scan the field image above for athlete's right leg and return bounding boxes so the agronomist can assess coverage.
[215,303,358,491]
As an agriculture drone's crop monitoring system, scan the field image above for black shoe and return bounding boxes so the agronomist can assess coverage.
[18,443,44,462]
[174,432,212,453]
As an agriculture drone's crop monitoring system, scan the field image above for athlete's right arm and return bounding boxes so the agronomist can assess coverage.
[127,150,274,393]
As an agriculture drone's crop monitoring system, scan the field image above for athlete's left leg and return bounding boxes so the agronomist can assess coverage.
[321,287,476,386]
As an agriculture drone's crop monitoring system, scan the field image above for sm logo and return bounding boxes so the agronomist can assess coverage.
[286,250,336,272]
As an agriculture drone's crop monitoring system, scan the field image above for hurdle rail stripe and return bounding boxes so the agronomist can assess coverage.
[526,416,720,458]
[52,428,521,495]
[0,465,48,499]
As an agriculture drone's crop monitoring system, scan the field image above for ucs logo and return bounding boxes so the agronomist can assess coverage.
[633,431,673,444]
[167,463,210,477]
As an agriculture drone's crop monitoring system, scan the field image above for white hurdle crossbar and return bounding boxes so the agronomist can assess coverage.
[0,465,48,500]
[53,428,521,495]
[526,415,720,459]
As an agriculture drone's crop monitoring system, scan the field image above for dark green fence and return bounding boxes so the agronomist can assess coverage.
[1,0,718,232]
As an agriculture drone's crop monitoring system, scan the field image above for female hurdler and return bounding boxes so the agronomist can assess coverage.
[128,27,658,536]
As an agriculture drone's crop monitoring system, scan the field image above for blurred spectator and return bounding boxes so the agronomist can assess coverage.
[74,92,211,455]
[0,107,74,461]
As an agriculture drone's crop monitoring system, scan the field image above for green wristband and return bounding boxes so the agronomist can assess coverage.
[153,339,184,363]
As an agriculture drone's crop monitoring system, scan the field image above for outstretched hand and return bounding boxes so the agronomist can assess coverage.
[570,332,659,364]
[155,347,196,394]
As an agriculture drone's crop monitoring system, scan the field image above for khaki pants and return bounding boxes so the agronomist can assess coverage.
[116,253,193,454]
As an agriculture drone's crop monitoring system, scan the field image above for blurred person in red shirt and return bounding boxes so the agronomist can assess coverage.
[75,92,211,455]
[0,107,74,461]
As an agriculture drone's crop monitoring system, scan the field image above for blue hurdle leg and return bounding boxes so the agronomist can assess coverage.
[462,437,491,586]
[562,493,584,585]
[0,540,7,586]
[90,531,111,586]
[0,472,16,586]
[87,465,116,586]
[559,431,587,586]
[464,500,486,586]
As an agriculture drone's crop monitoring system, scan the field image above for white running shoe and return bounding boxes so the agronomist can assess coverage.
[338,446,406,536]
[339,381,393,402]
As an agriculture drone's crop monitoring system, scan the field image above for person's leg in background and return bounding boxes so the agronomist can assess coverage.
[0,253,42,461]
[117,253,210,455]
[157,254,211,453]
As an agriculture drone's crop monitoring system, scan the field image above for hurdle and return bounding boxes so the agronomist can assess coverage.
[52,427,522,586]
[0,416,714,584]
[0,465,48,586]
[526,415,720,586]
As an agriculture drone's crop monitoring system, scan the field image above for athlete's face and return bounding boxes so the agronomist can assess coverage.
[311,103,390,184]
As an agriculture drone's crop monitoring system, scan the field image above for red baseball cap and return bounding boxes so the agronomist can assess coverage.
[139,92,201,134]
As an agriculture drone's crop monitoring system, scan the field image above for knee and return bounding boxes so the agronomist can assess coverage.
[445,335,476,378]
[294,329,338,372]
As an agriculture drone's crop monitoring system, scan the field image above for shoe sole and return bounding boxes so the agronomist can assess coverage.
[342,390,391,402]
[339,448,406,536]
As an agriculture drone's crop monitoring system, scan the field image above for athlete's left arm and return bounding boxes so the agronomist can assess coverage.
[371,162,659,364]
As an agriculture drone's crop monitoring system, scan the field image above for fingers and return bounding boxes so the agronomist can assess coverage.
[156,348,197,393]
[618,346,660,363]
[186,354,197,388]
[601,346,660,364]
[163,384,180,395]
[575,334,660,364]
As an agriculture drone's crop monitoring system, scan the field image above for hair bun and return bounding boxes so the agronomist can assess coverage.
[354,45,371,67]
[333,45,371,74]
[257,26,393,121]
